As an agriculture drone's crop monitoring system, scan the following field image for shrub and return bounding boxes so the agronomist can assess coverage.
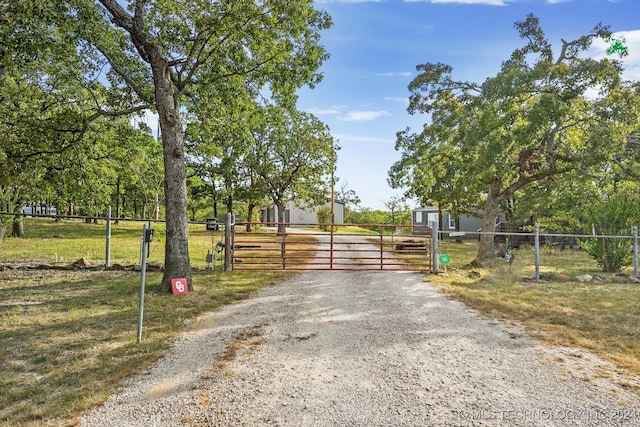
[579,196,638,273]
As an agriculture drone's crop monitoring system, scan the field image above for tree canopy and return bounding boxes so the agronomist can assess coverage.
[2,0,332,291]
[390,14,640,265]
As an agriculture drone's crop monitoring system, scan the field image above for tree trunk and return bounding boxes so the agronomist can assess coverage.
[154,192,160,221]
[115,177,121,225]
[226,194,233,215]
[212,179,218,220]
[12,214,24,238]
[454,211,463,243]
[0,225,6,247]
[151,56,192,292]
[246,203,255,232]
[275,200,286,235]
[471,177,503,266]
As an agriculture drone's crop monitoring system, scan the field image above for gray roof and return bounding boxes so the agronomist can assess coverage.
[412,206,438,212]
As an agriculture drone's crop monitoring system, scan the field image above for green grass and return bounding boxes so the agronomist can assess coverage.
[3,222,640,425]
[0,217,298,425]
[0,217,226,267]
[432,239,640,391]
[0,268,294,426]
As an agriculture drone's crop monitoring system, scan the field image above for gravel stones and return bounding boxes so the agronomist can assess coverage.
[80,270,640,426]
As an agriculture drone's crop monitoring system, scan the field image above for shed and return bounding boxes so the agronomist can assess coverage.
[260,199,345,226]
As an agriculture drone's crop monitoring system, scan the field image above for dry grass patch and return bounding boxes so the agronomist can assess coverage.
[431,240,640,392]
[0,268,293,426]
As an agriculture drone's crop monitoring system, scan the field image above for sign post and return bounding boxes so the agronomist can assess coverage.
[137,224,153,343]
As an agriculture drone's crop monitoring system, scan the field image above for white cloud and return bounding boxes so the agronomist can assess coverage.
[338,110,392,121]
[375,71,413,77]
[131,110,159,139]
[385,96,410,105]
[308,105,348,115]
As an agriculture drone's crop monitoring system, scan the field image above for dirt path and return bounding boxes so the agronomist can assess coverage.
[81,269,640,426]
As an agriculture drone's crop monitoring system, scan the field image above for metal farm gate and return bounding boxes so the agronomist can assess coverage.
[229,222,433,272]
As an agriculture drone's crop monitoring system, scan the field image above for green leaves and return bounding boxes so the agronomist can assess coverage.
[248,106,337,208]
[391,14,640,265]
[579,196,639,272]
[605,36,629,57]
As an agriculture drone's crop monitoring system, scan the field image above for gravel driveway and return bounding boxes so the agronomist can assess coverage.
[81,266,640,426]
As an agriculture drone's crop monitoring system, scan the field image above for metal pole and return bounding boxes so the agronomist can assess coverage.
[224,212,233,272]
[534,223,540,280]
[432,224,439,273]
[281,228,286,270]
[137,224,148,343]
[380,226,383,270]
[105,205,111,269]
[330,221,334,270]
[633,226,638,279]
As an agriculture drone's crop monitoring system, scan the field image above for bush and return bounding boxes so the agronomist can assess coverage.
[317,207,331,231]
[579,196,638,273]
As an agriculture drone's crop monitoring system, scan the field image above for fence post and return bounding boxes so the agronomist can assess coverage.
[534,223,540,280]
[379,225,384,270]
[137,224,149,343]
[432,224,439,273]
[224,212,233,272]
[281,225,287,270]
[633,226,638,279]
[105,205,111,269]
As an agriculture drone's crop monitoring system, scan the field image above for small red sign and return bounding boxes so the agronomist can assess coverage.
[171,278,189,295]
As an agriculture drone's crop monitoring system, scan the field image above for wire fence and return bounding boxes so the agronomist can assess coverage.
[1,211,639,279]
[0,212,227,270]
[434,224,640,279]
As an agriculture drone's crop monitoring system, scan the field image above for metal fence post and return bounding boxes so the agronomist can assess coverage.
[137,224,148,343]
[432,224,439,273]
[633,226,638,279]
[224,212,233,272]
[534,223,540,280]
[105,205,111,269]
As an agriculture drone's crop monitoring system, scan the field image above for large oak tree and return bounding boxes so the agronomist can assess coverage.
[3,0,331,291]
[391,14,640,265]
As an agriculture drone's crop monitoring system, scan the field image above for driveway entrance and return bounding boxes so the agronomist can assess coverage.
[230,222,433,272]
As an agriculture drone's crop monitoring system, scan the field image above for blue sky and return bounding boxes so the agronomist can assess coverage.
[296,0,640,211]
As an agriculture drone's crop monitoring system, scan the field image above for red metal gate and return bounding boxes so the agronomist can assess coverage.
[230,222,432,271]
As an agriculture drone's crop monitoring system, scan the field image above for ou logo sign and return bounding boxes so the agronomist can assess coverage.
[171,278,189,295]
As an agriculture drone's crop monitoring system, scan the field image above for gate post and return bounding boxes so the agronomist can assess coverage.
[224,212,233,272]
[105,205,111,269]
[379,225,384,270]
[431,224,439,273]
[281,225,286,269]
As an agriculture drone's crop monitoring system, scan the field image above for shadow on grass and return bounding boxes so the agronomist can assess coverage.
[0,268,292,426]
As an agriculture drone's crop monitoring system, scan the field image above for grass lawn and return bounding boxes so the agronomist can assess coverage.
[432,239,640,392]
[2,224,640,425]
[0,268,294,426]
